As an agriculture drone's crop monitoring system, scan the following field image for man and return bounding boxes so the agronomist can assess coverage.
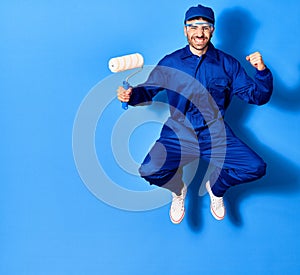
[117,4,273,224]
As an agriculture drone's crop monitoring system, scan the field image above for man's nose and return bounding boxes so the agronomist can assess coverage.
[195,27,205,35]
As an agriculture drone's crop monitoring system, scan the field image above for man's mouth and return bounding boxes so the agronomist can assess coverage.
[194,36,206,44]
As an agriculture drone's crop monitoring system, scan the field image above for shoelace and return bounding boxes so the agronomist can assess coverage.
[213,197,224,210]
[171,194,184,210]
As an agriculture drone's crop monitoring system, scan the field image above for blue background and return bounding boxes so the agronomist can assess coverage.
[1,0,300,274]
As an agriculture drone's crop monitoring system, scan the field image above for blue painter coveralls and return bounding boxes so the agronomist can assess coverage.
[128,43,273,196]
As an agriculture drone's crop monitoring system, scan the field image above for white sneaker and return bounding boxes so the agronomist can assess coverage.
[169,184,187,224]
[206,181,225,220]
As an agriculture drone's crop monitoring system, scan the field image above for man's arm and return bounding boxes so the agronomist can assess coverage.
[231,51,273,105]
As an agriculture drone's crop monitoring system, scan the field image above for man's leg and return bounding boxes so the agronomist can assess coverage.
[138,139,184,195]
[210,133,266,198]
[200,125,267,219]
[139,120,200,223]
[139,120,200,194]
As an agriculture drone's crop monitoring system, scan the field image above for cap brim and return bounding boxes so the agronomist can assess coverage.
[185,14,213,23]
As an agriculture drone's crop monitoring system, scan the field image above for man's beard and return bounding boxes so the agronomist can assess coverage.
[188,34,210,51]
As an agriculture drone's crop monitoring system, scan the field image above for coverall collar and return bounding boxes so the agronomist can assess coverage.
[181,42,219,62]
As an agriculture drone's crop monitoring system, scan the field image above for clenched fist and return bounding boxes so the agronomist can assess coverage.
[246,51,266,71]
[117,86,132,103]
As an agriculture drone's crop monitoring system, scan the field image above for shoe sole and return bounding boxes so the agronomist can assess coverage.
[170,210,185,224]
[210,205,225,220]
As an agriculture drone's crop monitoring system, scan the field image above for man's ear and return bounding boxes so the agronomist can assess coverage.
[184,26,187,37]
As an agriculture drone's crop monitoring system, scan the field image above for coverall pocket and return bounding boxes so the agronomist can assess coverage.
[207,78,230,108]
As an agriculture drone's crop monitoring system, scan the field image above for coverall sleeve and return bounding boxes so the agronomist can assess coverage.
[128,64,166,106]
[231,60,273,105]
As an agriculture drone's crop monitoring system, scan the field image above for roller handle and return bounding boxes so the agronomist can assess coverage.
[122,80,130,110]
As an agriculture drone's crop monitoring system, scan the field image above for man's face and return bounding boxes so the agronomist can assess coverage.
[184,18,214,53]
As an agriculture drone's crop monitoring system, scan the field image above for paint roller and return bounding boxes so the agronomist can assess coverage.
[108,53,144,110]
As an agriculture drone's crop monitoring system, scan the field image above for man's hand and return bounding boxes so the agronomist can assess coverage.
[117,86,132,103]
[246,51,266,71]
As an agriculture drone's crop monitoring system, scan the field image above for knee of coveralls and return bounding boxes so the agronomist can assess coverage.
[139,154,184,190]
[138,147,185,195]
[139,162,175,186]
[210,157,267,197]
[207,124,268,196]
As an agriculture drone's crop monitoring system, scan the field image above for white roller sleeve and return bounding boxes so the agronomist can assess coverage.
[108,53,144,73]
